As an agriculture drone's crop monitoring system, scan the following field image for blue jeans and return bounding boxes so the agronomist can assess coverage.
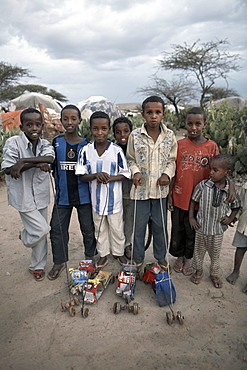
[50,203,96,264]
[133,198,168,264]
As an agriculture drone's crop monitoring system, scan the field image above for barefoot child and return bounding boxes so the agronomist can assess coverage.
[113,117,133,259]
[75,111,131,268]
[1,108,55,281]
[168,107,219,275]
[126,96,177,272]
[226,181,247,293]
[48,105,96,280]
[189,154,241,288]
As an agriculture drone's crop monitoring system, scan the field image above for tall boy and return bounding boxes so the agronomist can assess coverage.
[48,105,96,280]
[126,96,177,271]
[75,111,131,268]
[1,108,55,281]
[189,154,241,288]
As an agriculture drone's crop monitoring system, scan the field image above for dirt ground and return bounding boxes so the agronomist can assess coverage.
[0,179,247,370]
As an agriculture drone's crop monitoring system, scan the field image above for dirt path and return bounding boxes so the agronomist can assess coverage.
[0,179,247,370]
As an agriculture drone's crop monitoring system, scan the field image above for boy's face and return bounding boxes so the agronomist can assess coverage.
[20,112,43,144]
[142,102,164,129]
[90,118,110,144]
[61,108,80,133]
[186,114,205,139]
[209,159,230,184]
[114,122,131,146]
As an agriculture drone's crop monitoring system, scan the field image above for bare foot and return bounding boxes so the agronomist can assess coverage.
[242,283,247,294]
[226,271,239,285]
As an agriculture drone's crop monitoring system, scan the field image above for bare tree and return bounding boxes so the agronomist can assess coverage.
[159,39,241,107]
[137,75,195,117]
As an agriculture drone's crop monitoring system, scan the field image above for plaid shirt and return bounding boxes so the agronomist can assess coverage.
[126,123,177,200]
[192,179,241,235]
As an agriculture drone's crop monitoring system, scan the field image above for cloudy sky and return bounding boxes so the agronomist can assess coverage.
[1,0,246,105]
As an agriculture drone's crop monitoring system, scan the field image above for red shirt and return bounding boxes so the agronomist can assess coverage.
[172,137,219,210]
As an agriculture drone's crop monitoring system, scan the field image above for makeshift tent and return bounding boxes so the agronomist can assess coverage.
[9,92,62,113]
[77,96,122,120]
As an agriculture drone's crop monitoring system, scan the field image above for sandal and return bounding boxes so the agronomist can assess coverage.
[47,263,65,280]
[29,269,45,281]
[96,257,108,269]
[210,276,222,288]
[182,264,194,276]
[190,273,203,285]
[116,255,129,266]
[173,260,184,273]
[158,260,172,274]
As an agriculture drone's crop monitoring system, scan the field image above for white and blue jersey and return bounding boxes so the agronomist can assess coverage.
[52,135,91,206]
[75,141,131,215]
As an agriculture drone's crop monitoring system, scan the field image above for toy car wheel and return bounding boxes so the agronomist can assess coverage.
[110,275,115,284]
[177,311,183,325]
[133,302,139,315]
[166,311,173,325]
[69,306,76,317]
[113,302,121,314]
[81,307,89,318]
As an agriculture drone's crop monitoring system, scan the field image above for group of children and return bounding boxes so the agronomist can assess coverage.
[1,96,246,293]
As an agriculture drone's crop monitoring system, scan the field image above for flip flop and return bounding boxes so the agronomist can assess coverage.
[182,264,194,276]
[190,273,203,285]
[47,263,65,280]
[210,276,222,288]
[173,260,184,273]
[96,257,108,269]
[29,269,45,281]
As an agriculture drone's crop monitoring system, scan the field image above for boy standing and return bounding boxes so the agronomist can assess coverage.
[48,105,96,280]
[75,111,131,268]
[168,107,220,275]
[1,108,55,281]
[189,154,241,288]
[126,96,177,272]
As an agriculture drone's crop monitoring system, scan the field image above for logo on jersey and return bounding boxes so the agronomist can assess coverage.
[67,149,76,159]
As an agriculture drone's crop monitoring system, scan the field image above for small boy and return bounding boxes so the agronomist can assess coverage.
[1,108,55,281]
[113,117,133,259]
[226,181,247,293]
[48,105,96,280]
[75,111,131,268]
[189,154,241,288]
[126,96,177,272]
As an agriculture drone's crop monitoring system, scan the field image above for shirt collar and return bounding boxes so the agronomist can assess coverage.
[206,178,229,192]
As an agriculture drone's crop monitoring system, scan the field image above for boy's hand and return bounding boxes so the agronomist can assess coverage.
[96,172,110,184]
[157,174,170,187]
[189,217,200,231]
[220,216,234,226]
[9,159,24,179]
[133,172,142,188]
[167,194,174,211]
[36,163,51,172]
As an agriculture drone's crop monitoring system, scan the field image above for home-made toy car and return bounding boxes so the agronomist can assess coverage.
[113,264,140,314]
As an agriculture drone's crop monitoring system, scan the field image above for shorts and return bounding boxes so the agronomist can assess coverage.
[232,230,247,248]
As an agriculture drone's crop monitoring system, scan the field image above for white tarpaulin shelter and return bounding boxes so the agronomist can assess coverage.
[77,96,121,119]
[9,92,62,113]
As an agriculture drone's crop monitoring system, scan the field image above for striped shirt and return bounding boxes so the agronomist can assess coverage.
[126,123,177,200]
[75,141,131,215]
[192,179,241,235]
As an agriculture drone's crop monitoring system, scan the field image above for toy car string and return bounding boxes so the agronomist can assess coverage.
[49,172,74,301]
[158,185,175,311]
[93,182,109,263]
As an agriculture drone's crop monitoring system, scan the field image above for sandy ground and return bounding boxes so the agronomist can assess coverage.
[0,181,247,370]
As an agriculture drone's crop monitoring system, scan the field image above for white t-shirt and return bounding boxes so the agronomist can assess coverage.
[75,141,131,215]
